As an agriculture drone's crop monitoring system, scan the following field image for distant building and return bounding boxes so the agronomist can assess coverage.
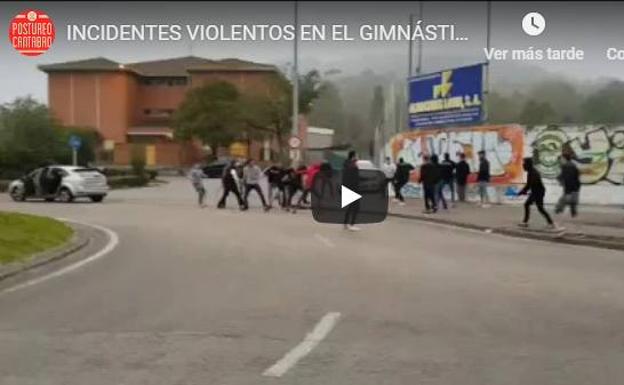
[39,56,283,167]
[304,126,335,163]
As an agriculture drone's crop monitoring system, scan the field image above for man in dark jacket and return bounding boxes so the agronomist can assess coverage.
[555,152,581,217]
[264,163,285,208]
[439,153,456,205]
[477,150,491,207]
[517,158,556,229]
[431,154,448,210]
[393,158,414,204]
[217,161,246,210]
[419,154,440,213]
[342,151,360,231]
[455,153,471,202]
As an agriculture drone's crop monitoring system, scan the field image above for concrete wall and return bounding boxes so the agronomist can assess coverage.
[387,124,624,205]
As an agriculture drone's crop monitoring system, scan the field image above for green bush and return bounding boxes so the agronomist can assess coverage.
[130,146,146,178]
[107,176,149,189]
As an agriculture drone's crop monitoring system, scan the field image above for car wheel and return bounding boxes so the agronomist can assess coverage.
[10,187,26,202]
[57,188,74,203]
[90,195,104,203]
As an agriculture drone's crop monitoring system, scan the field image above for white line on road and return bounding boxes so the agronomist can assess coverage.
[0,219,119,296]
[263,312,342,377]
[314,233,335,248]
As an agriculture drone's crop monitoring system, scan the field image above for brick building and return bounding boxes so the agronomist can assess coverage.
[39,56,284,167]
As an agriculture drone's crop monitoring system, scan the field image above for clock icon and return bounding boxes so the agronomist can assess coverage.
[522,12,546,36]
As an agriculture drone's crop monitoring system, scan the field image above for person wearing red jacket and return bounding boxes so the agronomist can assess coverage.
[291,163,321,213]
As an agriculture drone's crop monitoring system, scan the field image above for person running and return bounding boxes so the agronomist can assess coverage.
[243,159,270,211]
[440,153,456,205]
[517,158,557,229]
[218,161,246,210]
[381,156,397,198]
[419,154,439,213]
[456,153,471,202]
[394,158,414,205]
[555,152,581,218]
[343,151,361,231]
[264,163,285,208]
[477,150,491,207]
[188,163,207,208]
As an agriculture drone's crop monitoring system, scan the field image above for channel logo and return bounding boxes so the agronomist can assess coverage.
[8,9,55,56]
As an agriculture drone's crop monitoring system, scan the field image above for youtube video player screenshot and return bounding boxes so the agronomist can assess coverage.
[1,1,624,384]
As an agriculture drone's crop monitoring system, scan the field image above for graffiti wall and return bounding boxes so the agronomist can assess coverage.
[386,124,624,204]
[528,125,624,186]
[388,124,525,184]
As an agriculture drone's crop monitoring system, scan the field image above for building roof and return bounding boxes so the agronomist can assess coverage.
[39,56,277,76]
[307,126,335,136]
[38,57,123,72]
[127,126,174,139]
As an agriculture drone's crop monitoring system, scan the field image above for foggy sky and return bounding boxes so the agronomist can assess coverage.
[2,1,624,104]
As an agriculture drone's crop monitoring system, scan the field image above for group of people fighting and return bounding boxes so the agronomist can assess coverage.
[190,149,582,230]
[189,151,362,230]
[381,150,582,229]
[189,158,332,212]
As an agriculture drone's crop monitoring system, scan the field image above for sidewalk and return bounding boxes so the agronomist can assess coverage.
[388,199,624,251]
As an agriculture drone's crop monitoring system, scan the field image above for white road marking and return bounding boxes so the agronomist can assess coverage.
[263,312,342,377]
[314,233,335,248]
[0,219,119,296]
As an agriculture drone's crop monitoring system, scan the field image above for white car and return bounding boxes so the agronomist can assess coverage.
[8,165,109,203]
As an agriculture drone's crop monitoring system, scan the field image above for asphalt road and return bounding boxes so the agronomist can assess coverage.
[1,177,624,385]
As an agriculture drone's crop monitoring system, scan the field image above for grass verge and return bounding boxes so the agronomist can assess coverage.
[0,212,73,265]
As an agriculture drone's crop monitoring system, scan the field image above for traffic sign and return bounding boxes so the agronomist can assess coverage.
[288,135,302,149]
[68,135,82,150]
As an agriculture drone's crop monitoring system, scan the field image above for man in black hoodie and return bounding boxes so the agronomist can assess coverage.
[455,153,471,202]
[394,158,414,204]
[342,151,360,231]
[419,154,439,213]
[555,152,581,217]
[517,158,556,229]
[217,161,246,210]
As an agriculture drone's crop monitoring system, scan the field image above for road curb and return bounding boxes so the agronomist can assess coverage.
[389,212,624,251]
[0,223,90,283]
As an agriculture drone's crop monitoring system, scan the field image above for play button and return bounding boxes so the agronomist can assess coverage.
[311,167,388,225]
[341,185,361,208]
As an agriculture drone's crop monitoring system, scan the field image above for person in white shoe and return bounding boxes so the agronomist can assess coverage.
[516,158,557,230]
[342,151,361,231]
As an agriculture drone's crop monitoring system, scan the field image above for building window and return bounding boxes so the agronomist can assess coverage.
[144,108,174,118]
[139,77,188,86]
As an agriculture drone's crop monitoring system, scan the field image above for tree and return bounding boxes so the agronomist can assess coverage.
[298,70,324,114]
[582,81,624,123]
[241,74,293,162]
[309,81,347,139]
[517,100,556,127]
[0,97,65,174]
[172,82,243,153]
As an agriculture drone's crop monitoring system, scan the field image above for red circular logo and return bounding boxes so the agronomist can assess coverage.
[8,9,55,57]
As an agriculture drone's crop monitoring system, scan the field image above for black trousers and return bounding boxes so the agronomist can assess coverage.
[244,183,268,208]
[523,193,553,225]
[343,201,360,226]
[394,181,407,202]
[218,181,244,208]
[423,184,437,211]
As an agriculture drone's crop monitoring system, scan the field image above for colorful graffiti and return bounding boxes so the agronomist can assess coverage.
[388,125,525,184]
[529,125,624,185]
